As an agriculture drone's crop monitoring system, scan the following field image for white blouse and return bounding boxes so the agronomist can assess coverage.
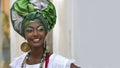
[10,53,74,68]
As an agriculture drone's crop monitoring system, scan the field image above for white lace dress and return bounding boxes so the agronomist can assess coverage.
[10,53,74,68]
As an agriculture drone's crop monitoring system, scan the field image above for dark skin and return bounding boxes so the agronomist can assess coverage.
[24,21,80,68]
[24,21,46,64]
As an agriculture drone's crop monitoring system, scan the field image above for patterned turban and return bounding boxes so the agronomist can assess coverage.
[10,0,56,37]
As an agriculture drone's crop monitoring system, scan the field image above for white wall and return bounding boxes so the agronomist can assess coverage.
[53,0,71,57]
[53,0,80,66]
[72,0,120,68]
[53,0,120,68]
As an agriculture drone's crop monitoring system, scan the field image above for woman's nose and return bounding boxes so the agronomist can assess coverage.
[33,29,38,36]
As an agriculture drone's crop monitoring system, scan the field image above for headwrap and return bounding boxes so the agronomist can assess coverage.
[10,0,56,37]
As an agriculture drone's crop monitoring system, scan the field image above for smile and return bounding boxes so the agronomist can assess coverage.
[32,38,40,43]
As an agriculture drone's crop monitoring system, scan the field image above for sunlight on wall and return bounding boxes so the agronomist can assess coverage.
[52,0,62,54]
[52,0,66,54]
[52,0,73,58]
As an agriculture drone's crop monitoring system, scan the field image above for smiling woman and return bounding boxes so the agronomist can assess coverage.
[24,21,46,48]
[10,0,80,68]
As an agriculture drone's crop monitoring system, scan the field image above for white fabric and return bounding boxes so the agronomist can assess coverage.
[29,0,48,10]
[10,53,74,68]
[11,9,23,33]
[25,63,44,68]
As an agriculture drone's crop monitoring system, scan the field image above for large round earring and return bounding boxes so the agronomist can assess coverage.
[21,42,30,52]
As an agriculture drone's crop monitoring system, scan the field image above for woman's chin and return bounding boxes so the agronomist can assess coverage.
[31,43,43,48]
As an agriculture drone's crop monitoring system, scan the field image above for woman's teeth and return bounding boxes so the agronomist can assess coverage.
[33,39,40,42]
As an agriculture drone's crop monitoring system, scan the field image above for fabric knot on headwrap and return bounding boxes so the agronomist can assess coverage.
[10,0,56,37]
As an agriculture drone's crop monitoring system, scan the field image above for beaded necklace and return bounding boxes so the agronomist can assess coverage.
[21,49,48,68]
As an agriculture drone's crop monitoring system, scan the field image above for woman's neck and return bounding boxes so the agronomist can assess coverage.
[26,46,45,64]
[30,47,44,59]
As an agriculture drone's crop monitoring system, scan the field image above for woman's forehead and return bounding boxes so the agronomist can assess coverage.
[27,22,44,27]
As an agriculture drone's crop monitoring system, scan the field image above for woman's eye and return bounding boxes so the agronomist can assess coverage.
[25,28,33,33]
[38,26,45,31]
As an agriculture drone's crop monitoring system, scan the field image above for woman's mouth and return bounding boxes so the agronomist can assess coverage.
[32,38,40,43]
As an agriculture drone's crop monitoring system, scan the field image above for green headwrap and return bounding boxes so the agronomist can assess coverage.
[10,0,56,37]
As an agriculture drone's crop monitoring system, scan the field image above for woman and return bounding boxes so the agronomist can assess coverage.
[10,0,80,68]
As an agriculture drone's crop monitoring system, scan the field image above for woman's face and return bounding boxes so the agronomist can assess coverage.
[24,21,47,48]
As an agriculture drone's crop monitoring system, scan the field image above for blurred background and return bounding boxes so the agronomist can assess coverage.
[1,0,120,68]
[0,0,10,68]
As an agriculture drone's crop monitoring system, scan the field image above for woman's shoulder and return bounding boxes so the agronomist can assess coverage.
[9,53,27,67]
[50,53,74,62]
[49,53,75,68]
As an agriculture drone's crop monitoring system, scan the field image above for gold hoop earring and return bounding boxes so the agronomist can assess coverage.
[21,42,30,52]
